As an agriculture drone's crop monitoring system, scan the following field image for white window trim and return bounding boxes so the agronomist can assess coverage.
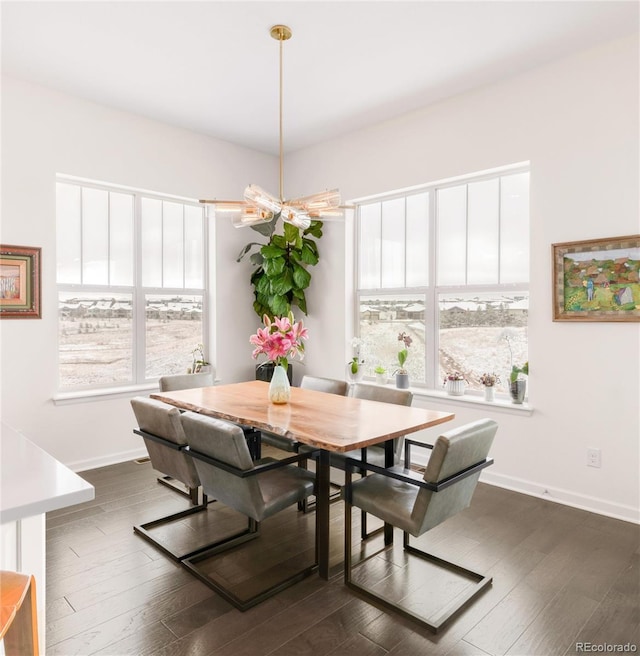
[55,177,209,399]
[354,163,530,400]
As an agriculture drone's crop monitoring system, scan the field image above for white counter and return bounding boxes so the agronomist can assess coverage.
[1,422,95,654]
[1,423,95,523]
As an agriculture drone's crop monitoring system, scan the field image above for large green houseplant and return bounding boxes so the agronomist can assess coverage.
[237,216,323,319]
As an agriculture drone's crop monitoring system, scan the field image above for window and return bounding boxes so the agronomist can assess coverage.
[356,166,529,395]
[56,179,208,390]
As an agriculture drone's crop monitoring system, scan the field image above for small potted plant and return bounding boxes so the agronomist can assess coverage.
[509,361,528,404]
[443,371,466,396]
[395,332,412,389]
[189,343,210,374]
[374,365,387,385]
[480,372,501,402]
[347,337,365,382]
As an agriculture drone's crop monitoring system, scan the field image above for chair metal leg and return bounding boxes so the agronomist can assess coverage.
[344,518,492,634]
[157,475,193,499]
[181,507,317,611]
[133,499,217,562]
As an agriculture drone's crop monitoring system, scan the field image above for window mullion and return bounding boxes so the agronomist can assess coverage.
[497,176,502,284]
[107,192,111,286]
[79,186,84,284]
[134,193,146,384]
[182,203,186,288]
[465,184,469,286]
[427,190,438,389]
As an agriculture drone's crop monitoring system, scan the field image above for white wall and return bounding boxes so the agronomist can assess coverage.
[287,34,640,522]
[1,33,638,522]
[0,76,275,468]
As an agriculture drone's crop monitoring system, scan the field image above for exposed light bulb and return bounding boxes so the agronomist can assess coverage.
[244,184,281,215]
[281,206,311,230]
[228,205,274,228]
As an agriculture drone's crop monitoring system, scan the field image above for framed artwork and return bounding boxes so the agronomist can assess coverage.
[0,245,41,319]
[552,235,640,322]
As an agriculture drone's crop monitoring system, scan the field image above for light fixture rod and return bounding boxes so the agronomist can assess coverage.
[270,25,292,203]
[279,33,284,202]
[202,24,343,229]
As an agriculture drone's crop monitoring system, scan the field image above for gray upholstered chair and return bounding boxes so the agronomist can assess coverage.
[301,375,349,395]
[339,383,413,466]
[158,371,214,392]
[158,371,261,463]
[344,418,498,633]
[155,372,215,492]
[130,396,211,560]
[330,384,413,535]
[180,411,320,610]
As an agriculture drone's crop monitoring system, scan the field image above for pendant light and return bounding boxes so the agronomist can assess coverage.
[200,25,344,229]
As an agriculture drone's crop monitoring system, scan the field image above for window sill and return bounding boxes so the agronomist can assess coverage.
[53,383,160,405]
[364,380,533,415]
[53,378,224,405]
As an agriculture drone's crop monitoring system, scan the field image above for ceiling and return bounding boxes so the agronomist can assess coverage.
[2,1,638,155]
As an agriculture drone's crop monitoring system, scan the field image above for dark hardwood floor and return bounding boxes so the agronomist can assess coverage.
[45,457,639,655]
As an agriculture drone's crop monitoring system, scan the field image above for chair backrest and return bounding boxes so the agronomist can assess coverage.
[300,375,348,396]
[130,396,200,488]
[158,372,214,392]
[349,383,413,407]
[349,383,413,460]
[0,571,38,655]
[412,418,497,535]
[180,412,266,520]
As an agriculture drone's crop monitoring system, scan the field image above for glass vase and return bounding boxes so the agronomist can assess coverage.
[509,379,526,404]
[269,364,291,404]
[346,362,364,383]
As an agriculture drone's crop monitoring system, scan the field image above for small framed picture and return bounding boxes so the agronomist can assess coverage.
[0,245,41,319]
[552,235,640,322]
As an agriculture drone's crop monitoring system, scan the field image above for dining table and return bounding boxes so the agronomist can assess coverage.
[151,380,455,579]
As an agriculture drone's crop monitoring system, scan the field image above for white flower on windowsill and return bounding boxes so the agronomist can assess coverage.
[348,337,365,377]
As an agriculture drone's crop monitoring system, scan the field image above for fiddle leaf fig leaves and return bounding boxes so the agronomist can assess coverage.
[261,244,287,259]
[270,269,294,296]
[262,255,285,277]
[241,219,324,319]
[249,252,264,266]
[283,222,299,243]
[269,294,290,317]
[304,221,323,239]
[250,218,277,238]
[292,263,311,289]
[300,241,319,265]
[236,242,262,263]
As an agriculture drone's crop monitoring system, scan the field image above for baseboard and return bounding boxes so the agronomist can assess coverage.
[68,447,148,473]
[68,448,639,524]
[481,470,640,525]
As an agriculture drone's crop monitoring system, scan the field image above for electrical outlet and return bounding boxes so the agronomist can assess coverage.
[587,448,601,468]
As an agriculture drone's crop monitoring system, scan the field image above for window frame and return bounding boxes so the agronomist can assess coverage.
[354,164,529,395]
[56,176,209,393]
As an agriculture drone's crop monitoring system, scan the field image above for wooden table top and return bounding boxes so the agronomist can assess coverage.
[151,380,454,452]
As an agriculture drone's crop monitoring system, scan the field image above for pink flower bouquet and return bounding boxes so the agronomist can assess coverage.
[250,313,309,369]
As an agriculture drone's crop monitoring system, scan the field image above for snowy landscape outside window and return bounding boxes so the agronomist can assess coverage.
[56,179,208,390]
[355,166,529,394]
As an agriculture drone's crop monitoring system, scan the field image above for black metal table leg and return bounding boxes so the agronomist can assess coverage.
[384,439,394,545]
[316,449,331,579]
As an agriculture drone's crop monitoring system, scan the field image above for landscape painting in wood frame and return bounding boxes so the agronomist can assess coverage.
[552,235,640,322]
[0,245,41,319]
